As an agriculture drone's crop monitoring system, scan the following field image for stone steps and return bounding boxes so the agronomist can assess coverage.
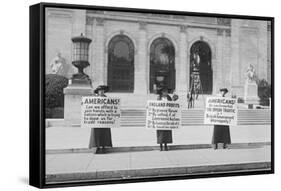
[46,109,271,127]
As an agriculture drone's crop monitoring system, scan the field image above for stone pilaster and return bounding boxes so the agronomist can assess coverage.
[72,10,86,36]
[230,19,243,97]
[92,18,105,88]
[177,25,188,95]
[134,22,148,94]
[215,28,224,93]
[257,22,268,81]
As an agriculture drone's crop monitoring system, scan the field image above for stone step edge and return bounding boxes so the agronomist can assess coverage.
[45,162,271,184]
[46,142,271,154]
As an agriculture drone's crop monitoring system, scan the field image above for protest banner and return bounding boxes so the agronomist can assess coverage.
[204,97,238,126]
[81,96,121,128]
[146,100,181,130]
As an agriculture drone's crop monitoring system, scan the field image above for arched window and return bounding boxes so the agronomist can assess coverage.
[190,41,212,94]
[149,38,175,93]
[107,35,134,92]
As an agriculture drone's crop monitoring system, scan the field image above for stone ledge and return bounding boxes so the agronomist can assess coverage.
[46,142,271,154]
[45,162,271,184]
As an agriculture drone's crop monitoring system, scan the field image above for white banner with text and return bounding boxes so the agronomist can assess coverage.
[204,97,237,126]
[81,96,121,128]
[146,100,181,130]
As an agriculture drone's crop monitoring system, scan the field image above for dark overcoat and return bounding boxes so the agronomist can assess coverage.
[212,125,231,144]
[88,94,113,148]
[156,94,173,144]
[211,93,231,145]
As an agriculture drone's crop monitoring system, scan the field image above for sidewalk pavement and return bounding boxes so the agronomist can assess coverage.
[46,145,271,183]
[46,125,271,151]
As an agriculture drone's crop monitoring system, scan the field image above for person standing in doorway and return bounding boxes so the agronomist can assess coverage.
[89,85,113,154]
[212,88,231,149]
[156,86,173,151]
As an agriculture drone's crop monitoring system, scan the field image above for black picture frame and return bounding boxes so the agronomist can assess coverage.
[30,2,274,188]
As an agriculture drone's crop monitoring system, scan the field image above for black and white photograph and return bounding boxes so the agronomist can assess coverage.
[30,2,274,188]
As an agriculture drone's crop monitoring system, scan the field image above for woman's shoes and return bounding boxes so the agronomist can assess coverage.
[95,147,106,154]
[95,147,101,154]
[213,144,218,150]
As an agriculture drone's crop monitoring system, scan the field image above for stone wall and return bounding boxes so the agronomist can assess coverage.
[45,8,271,106]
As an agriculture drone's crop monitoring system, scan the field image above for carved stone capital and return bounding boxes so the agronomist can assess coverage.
[180,25,187,33]
[96,18,104,26]
[86,17,94,25]
[217,28,224,36]
[267,22,271,31]
[217,18,231,26]
[225,29,231,37]
[139,21,147,30]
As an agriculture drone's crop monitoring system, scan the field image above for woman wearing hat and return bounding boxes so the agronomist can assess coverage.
[89,85,113,154]
[156,86,173,151]
[212,88,231,149]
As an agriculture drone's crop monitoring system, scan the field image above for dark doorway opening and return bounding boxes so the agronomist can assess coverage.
[190,41,212,94]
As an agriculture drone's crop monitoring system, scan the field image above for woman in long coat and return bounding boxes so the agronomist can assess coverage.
[212,88,231,149]
[89,85,113,154]
[156,87,173,151]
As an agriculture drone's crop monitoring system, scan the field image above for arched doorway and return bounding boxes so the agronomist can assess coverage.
[107,35,134,92]
[190,41,212,94]
[149,37,175,93]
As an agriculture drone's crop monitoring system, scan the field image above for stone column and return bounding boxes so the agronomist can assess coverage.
[177,26,188,97]
[93,18,105,88]
[134,22,148,94]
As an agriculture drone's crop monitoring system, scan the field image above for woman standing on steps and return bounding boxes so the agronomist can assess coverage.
[156,86,173,151]
[212,88,231,149]
[89,85,113,154]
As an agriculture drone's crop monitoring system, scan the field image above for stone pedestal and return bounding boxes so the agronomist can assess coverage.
[64,82,93,126]
[244,81,260,105]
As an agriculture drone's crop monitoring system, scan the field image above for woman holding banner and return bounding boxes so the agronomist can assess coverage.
[212,88,231,149]
[89,85,113,154]
[156,86,173,151]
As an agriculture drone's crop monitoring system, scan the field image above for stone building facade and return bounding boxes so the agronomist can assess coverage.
[45,8,271,107]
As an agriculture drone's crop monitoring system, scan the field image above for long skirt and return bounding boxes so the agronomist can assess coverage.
[89,128,112,148]
[157,130,172,144]
[212,125,231,144]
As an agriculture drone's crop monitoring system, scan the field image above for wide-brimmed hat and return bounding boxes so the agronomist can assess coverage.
[94,85,109,94]
[219,88,228,93]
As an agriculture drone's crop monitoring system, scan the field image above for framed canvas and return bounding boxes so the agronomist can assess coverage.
[29,2,274,188]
